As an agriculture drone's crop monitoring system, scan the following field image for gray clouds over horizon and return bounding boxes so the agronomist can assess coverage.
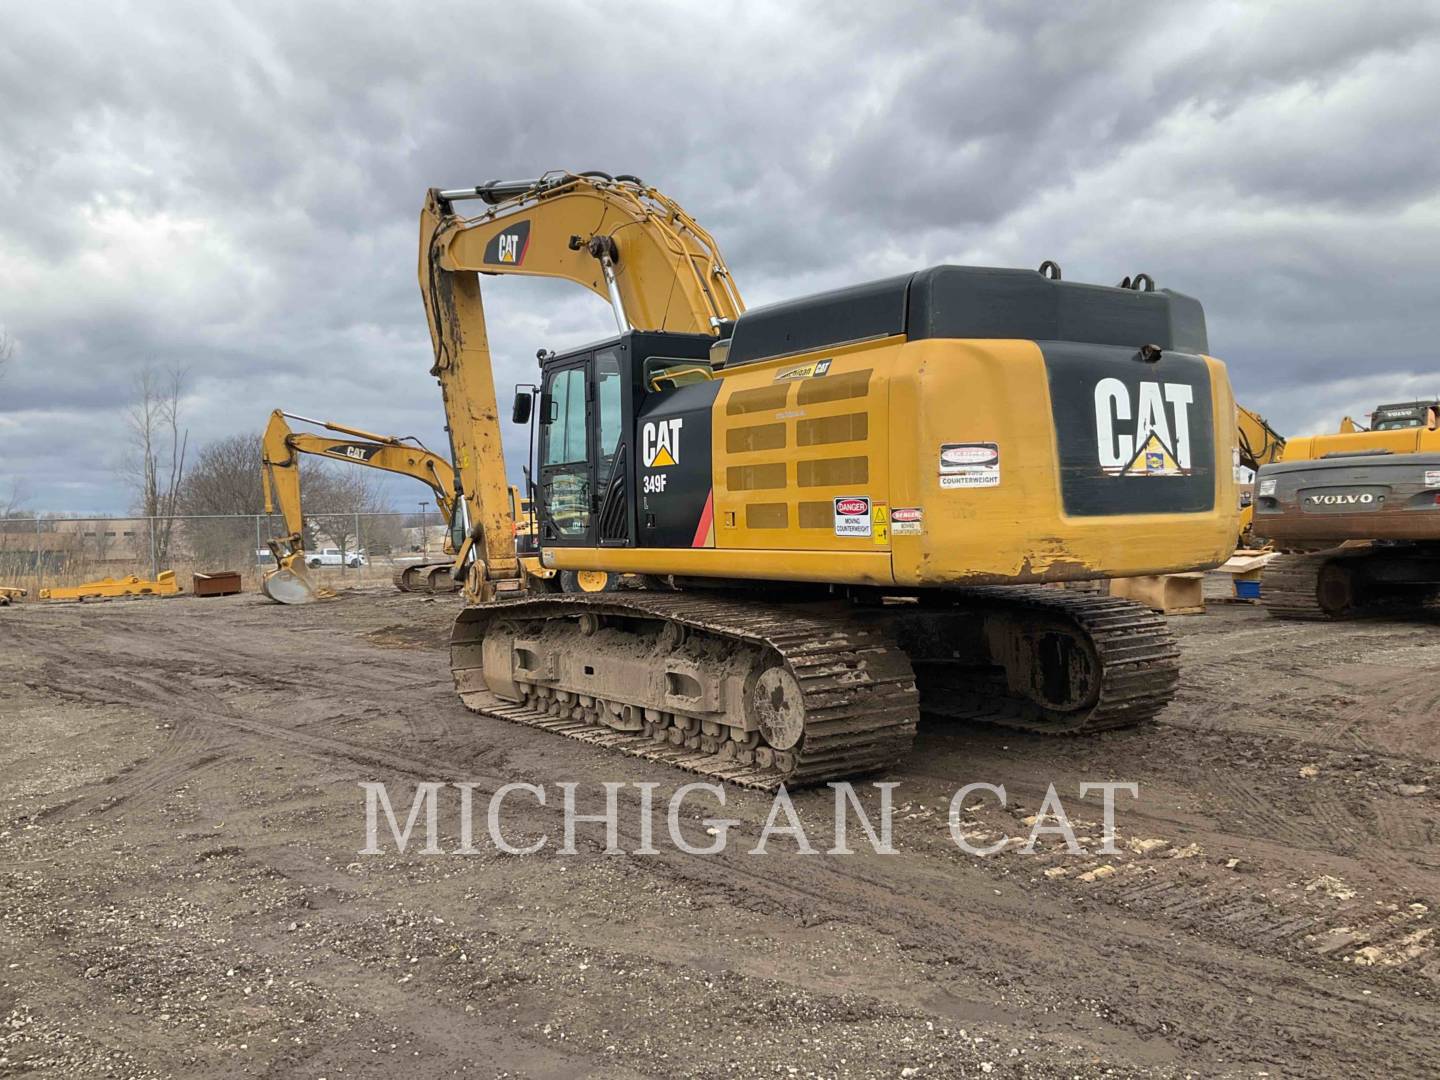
[2,0,1439,513]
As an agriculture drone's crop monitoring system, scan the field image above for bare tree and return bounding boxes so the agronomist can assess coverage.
[178,432,264,567]
[1,479,23,521]
[0,328,15,518]
[304,463,385,569]
[180,433,264,516]
[125,365,189,566]
[0,326,13,381]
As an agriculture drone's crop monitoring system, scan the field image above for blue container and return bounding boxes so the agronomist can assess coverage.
[1234,579,1261,600]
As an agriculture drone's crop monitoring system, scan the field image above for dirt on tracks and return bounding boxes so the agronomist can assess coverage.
[0,586,1436,1078]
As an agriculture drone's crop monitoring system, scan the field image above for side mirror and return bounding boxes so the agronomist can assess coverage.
[512,389,533,425]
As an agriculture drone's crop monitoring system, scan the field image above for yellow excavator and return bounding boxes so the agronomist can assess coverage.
[419,171,1239,786]
[259,409,541,603]
[1254,399,1440,618]
[1236,403,1286,545]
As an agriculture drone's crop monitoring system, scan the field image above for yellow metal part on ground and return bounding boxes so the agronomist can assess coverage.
[0,586,27,606]
[40,571,180,602]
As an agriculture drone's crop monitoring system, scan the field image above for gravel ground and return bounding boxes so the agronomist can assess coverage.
[0,584,1436,1078]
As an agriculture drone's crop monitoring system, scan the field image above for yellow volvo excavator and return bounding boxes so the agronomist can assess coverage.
[1254,400,1440,618]
[259,410,540,603]
[419,171,1239,787]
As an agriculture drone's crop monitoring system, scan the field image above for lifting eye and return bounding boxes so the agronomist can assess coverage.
[1037,259,1062,280]
[1139,343,1163,363]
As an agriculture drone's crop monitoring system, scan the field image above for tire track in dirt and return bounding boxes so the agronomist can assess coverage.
[11,597,1440,1075]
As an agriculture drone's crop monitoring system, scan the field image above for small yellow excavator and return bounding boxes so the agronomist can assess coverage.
[413,170,1240,787]
[259,410,543,603]
[1254,399,1440,618]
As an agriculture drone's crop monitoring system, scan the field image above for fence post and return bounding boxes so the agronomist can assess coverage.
[255,515,262,568]
[149,516,159,580]
[354,513,361,575]
[35,515,44,591]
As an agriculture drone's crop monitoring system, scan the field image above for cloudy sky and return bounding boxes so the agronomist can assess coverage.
[2,1,1438,514]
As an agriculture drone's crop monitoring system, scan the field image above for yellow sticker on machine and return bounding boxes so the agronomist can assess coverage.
[872,504,889,545]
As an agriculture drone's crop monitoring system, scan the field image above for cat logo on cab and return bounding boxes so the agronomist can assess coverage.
[642,418,683,468]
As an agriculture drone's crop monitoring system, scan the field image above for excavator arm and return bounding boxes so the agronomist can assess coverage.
[1237,404,1286,472]
[418,171,744,600]
[1235,404,1287,548]
[259,409,458,603]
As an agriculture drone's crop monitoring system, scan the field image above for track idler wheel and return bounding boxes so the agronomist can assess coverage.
[749,666,805,751]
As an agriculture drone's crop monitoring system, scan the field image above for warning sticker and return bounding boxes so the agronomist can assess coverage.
[939,442,1000,489]
[1426,470,1440,489]
[833,496,872,537]
[1258,478,1277,497]
[871,504,889,546]
[892,507,923,535]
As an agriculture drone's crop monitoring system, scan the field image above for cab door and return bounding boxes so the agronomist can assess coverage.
[538,359,594,547]
[591,344,633,546]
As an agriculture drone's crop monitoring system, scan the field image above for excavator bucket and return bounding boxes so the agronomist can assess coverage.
[261,556,332,605]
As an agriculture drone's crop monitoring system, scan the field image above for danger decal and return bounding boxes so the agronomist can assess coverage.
[939,442,1000,489]
[833,496,872,537]
[892,507,923,534]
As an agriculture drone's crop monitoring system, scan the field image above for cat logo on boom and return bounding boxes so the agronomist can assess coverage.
[483,220,531,266]
[642,418,683,468]
[1093,378,1195,477]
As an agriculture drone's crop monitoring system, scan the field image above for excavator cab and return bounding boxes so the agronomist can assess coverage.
[529,330,713,550]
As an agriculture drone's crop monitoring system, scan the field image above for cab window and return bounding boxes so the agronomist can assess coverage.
[595,347,623,485]
[544,367,588,465]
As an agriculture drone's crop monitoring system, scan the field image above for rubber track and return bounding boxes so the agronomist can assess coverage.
[450,593,920,790]
[909,586,1181,734]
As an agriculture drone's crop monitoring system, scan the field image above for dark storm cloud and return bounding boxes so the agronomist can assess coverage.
[1,0,1438,512]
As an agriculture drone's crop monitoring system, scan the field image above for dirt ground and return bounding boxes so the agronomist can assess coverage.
[1,583,1436,1079]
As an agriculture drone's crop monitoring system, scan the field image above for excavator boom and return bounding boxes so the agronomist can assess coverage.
[419,171,743,601]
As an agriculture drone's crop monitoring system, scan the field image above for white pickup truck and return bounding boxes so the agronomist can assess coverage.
[306,547,367,568]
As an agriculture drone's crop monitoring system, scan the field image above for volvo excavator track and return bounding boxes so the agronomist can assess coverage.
[1262,548,1440,620]
[449,588,1180,787]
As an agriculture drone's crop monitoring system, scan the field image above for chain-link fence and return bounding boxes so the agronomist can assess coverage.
[0,512,451,595]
